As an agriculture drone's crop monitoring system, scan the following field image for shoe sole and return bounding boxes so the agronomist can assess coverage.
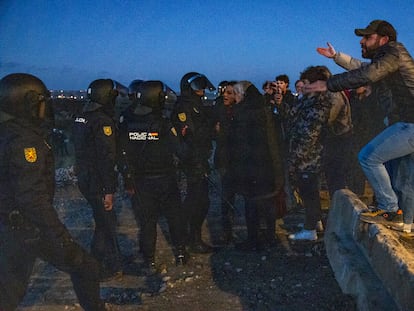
[360,215,401,225]
[399,233,414,243]
[288,234,318,242]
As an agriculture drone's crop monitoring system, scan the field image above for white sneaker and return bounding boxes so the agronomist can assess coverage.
[297,220,324,232]
[288,229,317,241]
[390,223,414,233]
[316,220,324,232]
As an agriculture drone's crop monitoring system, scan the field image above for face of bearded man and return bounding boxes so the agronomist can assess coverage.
[360,33,384,59]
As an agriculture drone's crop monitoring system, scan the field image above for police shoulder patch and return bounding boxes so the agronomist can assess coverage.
[171,127,178,136]
[103,126,112,136]
[24,147,37,163]
[178,113,186,122]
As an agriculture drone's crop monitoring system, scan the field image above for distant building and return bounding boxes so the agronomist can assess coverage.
[50,89,87,100]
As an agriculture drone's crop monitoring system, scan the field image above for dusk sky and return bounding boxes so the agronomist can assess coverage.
[1,1,413,92]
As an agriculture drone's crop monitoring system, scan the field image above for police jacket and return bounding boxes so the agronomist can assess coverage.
[173,94,213,173]
[229,85,284,197]
[0,113,68,238]
[72,101,117,196]
[118,110,183,178]
[329,41,414,124]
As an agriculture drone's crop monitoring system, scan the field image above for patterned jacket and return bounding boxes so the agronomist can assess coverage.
[286,92,331,178]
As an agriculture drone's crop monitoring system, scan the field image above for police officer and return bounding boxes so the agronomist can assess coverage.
[0,73,105,310]
[173,72,216,253]
[118,80,188,270]
[72,79,123,278]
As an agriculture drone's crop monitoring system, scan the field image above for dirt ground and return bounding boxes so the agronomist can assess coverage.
[20,147,357,311]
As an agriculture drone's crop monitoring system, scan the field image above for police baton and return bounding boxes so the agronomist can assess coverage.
[204,174,240,216]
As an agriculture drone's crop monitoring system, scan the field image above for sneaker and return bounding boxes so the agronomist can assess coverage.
[288,229,317,241]
[390,223,414,233]
[360,208,403,225]
[298,220,324,232]
[400,232,414,243]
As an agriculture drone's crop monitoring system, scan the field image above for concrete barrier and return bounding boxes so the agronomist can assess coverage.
[325,189,414,311]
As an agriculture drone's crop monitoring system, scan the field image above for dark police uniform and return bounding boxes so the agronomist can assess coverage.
[0,115,104,311]
[119,110,186,265]
[72,101,122,274]
[173,93,214,251]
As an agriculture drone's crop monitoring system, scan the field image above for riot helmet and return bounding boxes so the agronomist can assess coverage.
[133,80,177,117]
[0,73,50,123]
[128,79,144,100]
[87,79,119,116]
[180,72,215,95]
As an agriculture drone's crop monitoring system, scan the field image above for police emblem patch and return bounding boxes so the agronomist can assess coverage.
[24,147,37,163]
[178,113,186,122]
[103,126,112,136]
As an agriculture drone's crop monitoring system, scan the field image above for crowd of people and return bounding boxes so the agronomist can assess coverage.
[1,19,414,310]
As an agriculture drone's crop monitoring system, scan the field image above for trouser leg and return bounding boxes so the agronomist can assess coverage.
[40,231,105,311]
[358,122,414,211]
[245,198,259,243]
[0,228,36,311]
[184,176,209,244]
[87,196,122,271]
[297,172,321,231]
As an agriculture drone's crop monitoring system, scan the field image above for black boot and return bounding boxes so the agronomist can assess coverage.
[189,229,214,253]
[175,246,189,266]
[142,256,157,275]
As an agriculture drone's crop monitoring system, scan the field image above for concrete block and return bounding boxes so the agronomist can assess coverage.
[325,189,402,311]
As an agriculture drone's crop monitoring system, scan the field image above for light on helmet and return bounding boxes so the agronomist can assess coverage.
[187,73,216,91]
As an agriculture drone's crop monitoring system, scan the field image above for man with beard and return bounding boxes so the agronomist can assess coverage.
[306,20,414,231]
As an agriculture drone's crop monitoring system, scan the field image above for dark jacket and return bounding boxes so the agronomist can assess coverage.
[213,96,234,171]
[328,41,414,124]
[173,93,214,174]
[229,85,284,197]
[72,102,117,196]
[0,114,68,238]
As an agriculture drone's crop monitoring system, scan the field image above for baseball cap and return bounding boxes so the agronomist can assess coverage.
[354,20,397,41]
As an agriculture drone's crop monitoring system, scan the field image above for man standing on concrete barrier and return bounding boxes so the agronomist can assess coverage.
[305,20,414,227]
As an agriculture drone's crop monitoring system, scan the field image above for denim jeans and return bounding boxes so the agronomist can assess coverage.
[390,153,414,224]
[358,122,414,212]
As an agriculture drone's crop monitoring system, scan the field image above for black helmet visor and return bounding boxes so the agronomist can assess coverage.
[187,74,216,91]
